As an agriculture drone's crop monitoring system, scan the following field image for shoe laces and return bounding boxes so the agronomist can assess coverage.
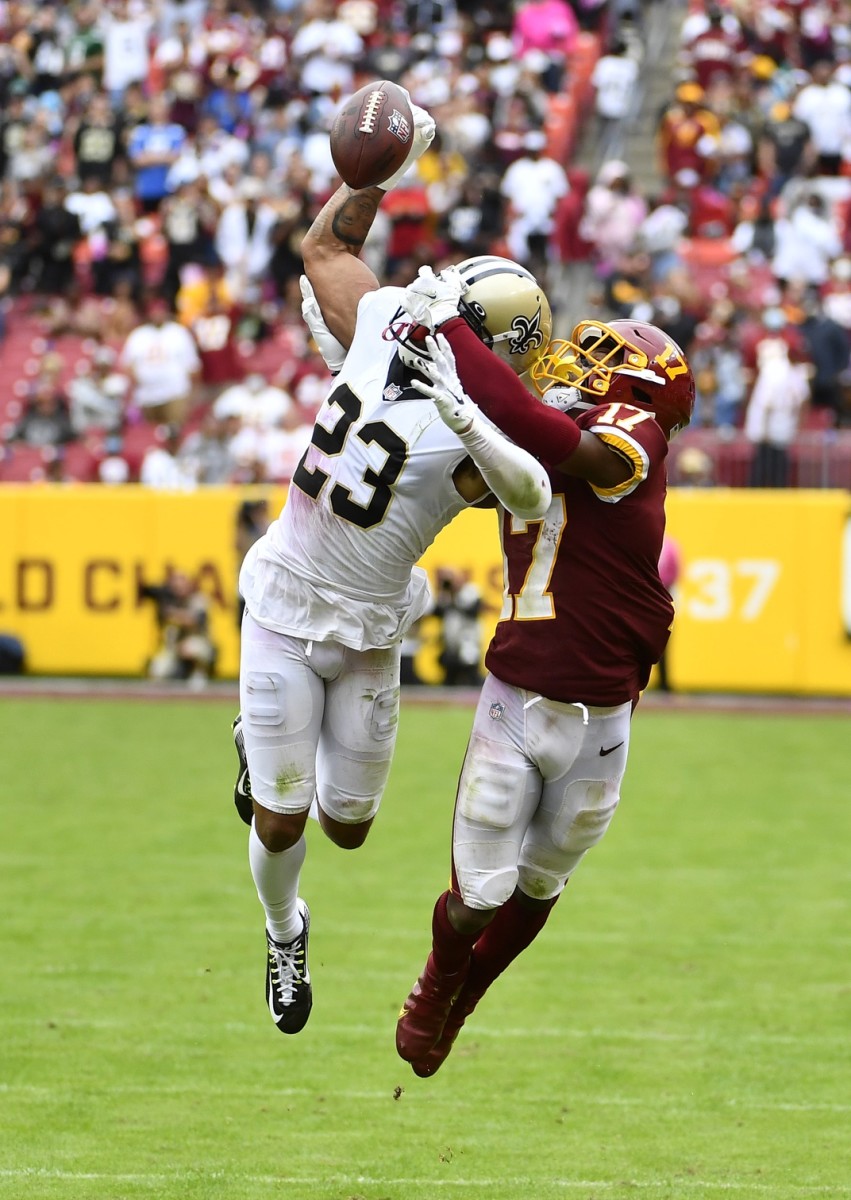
[269,937,306,1005]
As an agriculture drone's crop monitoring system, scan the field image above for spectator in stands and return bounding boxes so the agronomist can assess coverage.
[214,177,279,303]
[674,445,715,487]
[160,178,218,305]
[698,302,748,430]
[10,372,75,448]
[797,289,850,422]
[140,567,216,687]
[180,410,243,486]
[213,372,293,429]
[433,569,485,688]
[772,193,843,289]
[177,256,235,326]
[64,173,118,269]
[74,91,124,188]
[579,160,647,276]
[792,60,851,177]
[658,81,720,182]
[127,94,187,214]
[680,5,744,92]
[101,0,154,107]
[120,294,201,425]
[94,191,144,300]
[757,101,816,199]
[731,194,778,264]
[745,336,811,487]
[97,434,132,485]
[31,179,81,296]
[590,37,640,141]
[189,281,245,399]
[822,256,851,337]
[139,422,198,489]
[512,0,579,92]
[67,347,129,434]
[231,404,313,484]
[289,0,364,97]
[500,129,569,280]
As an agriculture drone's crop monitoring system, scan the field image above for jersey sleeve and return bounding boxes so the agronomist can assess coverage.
[577,402,668,502]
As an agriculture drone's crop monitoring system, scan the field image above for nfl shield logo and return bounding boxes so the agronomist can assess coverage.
[488,701,505,721]
[388,109,411,142]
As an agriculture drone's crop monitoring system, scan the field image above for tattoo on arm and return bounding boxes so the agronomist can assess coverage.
[329,188,384,251]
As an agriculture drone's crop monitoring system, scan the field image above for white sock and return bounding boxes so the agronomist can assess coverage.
[249,824,307,944]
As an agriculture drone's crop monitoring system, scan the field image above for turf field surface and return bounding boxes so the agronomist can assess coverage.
[1,697,848,1200]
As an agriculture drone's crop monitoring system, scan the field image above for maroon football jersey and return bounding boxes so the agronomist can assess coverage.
[486,401,674,706]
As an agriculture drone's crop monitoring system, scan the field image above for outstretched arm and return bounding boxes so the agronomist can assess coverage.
[300,185,384,351]
[439,319,631,487]
[300,96,436,350]
[412,336,551,520]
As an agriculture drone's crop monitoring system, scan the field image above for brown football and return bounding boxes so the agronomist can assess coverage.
[330,80,414,190]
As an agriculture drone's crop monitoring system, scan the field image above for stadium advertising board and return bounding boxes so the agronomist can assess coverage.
[1,486,849,695]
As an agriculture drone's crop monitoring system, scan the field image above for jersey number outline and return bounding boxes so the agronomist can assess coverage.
[597,402,653,431]
[292,383,408,530]
[499,493,567,622]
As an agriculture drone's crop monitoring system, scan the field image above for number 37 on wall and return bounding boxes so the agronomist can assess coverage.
[680,559,781,622]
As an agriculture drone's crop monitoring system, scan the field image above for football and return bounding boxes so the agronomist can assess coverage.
[330,80,414,190]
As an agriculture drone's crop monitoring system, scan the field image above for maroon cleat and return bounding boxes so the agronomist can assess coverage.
[410,982,482,1077]
[396,953,468,1064]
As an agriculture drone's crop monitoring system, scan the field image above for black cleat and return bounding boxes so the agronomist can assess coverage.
[232,714,253,825]
[265,900,313,1034]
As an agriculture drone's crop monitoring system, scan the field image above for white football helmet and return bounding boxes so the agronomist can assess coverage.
[390,255,552,377]
[455,255,552,375]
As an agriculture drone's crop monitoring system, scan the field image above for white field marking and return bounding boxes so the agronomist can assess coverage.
[0,1171,848,1194]
[3,1016,849,1049]
[1,1083,849,1114]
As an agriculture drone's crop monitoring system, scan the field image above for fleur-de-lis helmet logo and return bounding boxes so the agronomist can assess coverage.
[509,308,545,356]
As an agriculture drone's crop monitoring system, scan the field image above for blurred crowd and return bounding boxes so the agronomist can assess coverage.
[573,0,851,485]
[0,0,850,489]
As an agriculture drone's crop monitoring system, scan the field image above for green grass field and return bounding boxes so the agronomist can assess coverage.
[1,696,849,1200]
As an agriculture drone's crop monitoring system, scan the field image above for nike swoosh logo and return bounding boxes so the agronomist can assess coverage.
[599,742,624,757]
[236,769,252,798]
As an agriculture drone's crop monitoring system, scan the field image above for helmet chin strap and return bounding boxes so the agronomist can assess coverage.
[540,385,591,412]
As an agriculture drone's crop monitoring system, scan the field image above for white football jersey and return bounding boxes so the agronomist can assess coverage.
[240,287,475,650]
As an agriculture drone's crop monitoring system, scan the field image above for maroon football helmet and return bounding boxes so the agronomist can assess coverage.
[530,318,696,439]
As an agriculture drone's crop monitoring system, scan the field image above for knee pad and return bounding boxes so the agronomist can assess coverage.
[456,737,527,830]
[455,858,519,911]
[552,780,620,856]
[516,861,566,902]
[320,787,381,825]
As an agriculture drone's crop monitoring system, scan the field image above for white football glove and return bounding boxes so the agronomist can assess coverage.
[401,265,467,332]
[409,333,476,434]
[411,334,552,521]
[377,95,436,191]
[299,274,347,374]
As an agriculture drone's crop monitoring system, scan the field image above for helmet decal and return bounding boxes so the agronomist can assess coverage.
[652,341,689,380]
[508,308,545,357]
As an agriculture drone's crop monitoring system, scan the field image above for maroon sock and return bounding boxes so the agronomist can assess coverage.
[430,890,480,976]
[464,891,559,999]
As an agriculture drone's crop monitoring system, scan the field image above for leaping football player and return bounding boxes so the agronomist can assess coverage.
[232,97,570,1037]
[393,268,696,1076]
